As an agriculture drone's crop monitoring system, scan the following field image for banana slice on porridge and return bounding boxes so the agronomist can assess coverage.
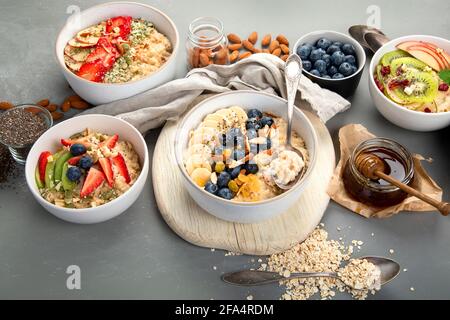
[189,127,218,147]
[185,154,212,175]
[229,106,248,123]
[190,168,212,187]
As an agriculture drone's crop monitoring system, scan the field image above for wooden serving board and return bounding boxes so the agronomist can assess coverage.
[153,104,335,256]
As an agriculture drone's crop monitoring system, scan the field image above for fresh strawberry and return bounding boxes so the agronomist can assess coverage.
[106,16,132,39]
[80,167,105,198]
[77,60,108,82]
[68,155,84,166]
[38,151,52,182]
[111,153,131,184]
[101,134,119,149]
[99,158,114,187]
[85,37,119,64]
[61,138,89,148]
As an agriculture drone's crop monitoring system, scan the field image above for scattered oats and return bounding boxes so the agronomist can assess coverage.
[212,266,217,271]
[410,287,415,292]
[357,241,364,246]
[251,259,255,263]
[337,227,341,231]
[338,259,381,297]
[320,223,325,227]
[225,251,243,256]
[389,249,395,254]
[210,248,215,252]
[357,246,361,250]
[403,268,408,272]
[261,263,267,270]
[283,270,291,278]
[371,233,375,237]
[257,259,263,263]
[339,237,343,241]
[246,295,254,300]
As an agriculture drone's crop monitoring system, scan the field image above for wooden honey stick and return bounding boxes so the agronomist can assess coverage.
[355,152,450,216]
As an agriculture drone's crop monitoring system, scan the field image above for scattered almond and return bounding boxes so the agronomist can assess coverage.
[67,95,82,103]
[280,44,290,54]
[51,111,63,121]
[36,99,50,108]
[199,52,211,67]
[227,33,241,44]
[70,100,90,110]
[248,32,258,45]
[269,40,280,53]
[190,47,201,68]
[239,51,252,60]
[281,54,289,61]
[262,49,271,54]
[272,48,282,57]
[261,34,271,46]
[61,100,71,112]
[242,40,257,53]
[228,43,242,51]
[229,50,239,63]
[45,104,58,112]
[276,34,289,46]
[0,101,13,110]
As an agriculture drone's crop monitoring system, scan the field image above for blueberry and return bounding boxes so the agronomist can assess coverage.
[331,51,345,66]
[309,69,321,77]
[342,43,355,55]
[78,156,93,170]
[328,65,338,76]
[246,128,258,140]
[232,149,245,161]
[229,165,242,180]
[260,116,274,128]
[326,45,341,55]
[333,41,343,48]
[244,163,259,174]
[344,55,356,65]
[351,65,358,74]
[217,188,233,200]
[316,38,332,50]
[309,49,324,62]
[314,60,327,74]
[297,45,312,60]
[339,62,353,76]
[321,54,331,67]
[217,171,231,188]
[204,181,218,195]
[246,118,261,130]
[66,166,82,182]
[322,75,331,79]
[70,143,86,156]
[332,73,344,79]
[247,109,263,119]
[302,60,312,71]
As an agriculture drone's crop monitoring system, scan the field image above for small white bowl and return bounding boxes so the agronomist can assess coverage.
[25,115,149,224]
[174,91,318,224]
[55,1,179,105]
[369,35,450,131]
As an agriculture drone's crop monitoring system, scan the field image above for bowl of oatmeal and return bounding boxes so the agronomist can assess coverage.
[25,115,149,224]
[56,2,179,105]
[175,91,318,223]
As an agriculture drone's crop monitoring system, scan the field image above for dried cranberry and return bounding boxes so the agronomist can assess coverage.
[381,66,391,77]
[388,79,410,90]
[424,107,431,113]
[438,83,449,91]
[375,77,384,92]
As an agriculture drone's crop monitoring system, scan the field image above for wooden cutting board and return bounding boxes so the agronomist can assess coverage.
[153,108,335,256]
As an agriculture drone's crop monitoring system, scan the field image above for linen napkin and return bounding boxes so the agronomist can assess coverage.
[81,54,350,133]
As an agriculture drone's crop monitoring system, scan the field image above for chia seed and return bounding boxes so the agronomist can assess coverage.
[0,107,48,146]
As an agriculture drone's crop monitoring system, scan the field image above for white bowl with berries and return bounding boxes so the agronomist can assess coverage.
[25,115,149,224]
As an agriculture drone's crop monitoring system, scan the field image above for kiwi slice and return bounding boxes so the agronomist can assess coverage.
[390,57,427,76]
[380,50,410,66]
[386,70,438,104]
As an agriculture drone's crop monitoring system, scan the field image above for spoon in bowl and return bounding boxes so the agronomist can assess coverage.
[272,54,306,190]
[222,256,400,290]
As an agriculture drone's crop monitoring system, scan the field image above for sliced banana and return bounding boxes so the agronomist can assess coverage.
[189,127,218,147]
[76,24,104,45]
[185,154,212,175]
[230,106,248,123]
[188,144,212,158]
[190,168,212,187]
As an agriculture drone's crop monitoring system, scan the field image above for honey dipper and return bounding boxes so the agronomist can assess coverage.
[355,152,449,216]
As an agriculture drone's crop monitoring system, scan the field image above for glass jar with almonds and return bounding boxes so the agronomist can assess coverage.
[186,17,229,69]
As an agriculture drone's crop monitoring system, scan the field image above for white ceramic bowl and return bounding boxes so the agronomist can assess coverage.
[174,91,318,224]
[25,115,149,224]
[55,1,179,105]
[369,35,450,131]
[293,30,366,98]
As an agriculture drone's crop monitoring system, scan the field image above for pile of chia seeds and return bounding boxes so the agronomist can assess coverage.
[0,144,15,183]
[0,108,48,146]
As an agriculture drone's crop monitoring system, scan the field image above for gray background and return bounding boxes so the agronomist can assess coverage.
[0,0,449,300]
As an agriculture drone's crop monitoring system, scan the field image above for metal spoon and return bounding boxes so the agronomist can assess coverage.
[364,32,391,53]
[272,54,306,190]
[348,25,388,53]
[222,256,400,290]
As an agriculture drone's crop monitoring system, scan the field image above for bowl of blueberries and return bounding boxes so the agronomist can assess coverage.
[294,30,366,98]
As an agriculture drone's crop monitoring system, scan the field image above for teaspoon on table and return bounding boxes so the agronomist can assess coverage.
[222,256,400,290]
[348,25,389,53]
[272,54,306,190]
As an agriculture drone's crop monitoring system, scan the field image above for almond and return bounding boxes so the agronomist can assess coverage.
[36,99,50,107]
[227,33,241,44]
[71,100,90,110]
[248,32,258,45]
[253,48,262,54]
[45,104,58,112]
[67,95,82,103]
[61,100,71,112]
[269,40,280,53]
[230,50,239,63]
[51,111,63,121]
[199,52,211,67]
[239,51,252,60]
[0,101,13,110]
[272,48,282,57]
[242,40,257,53]
[280,44,290,54]
[281,54,289,61]
[262,49,271,54]
[191,47,201,68]
[228,43,242,51]
[276,34,289,46]
[261,34,272,46]
[215,48,228,60]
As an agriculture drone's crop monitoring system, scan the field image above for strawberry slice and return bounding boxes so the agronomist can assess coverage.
[38,151,52,182]
[80,167,106,198]
[61,138,90,148]
[99,158,114,187]
[111,153,131,184]
[85,37,119,64]
[106,16,132,39]
[68,155,84,166]
[101,134,119,149]
[77,60,108,82]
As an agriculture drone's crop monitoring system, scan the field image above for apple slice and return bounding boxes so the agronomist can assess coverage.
[397,41,450,71]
